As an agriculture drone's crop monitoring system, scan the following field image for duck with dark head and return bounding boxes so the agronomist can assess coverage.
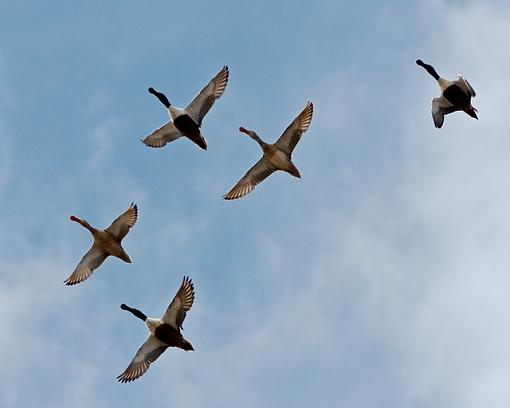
[117,276,195,383]
[416,59,478,128]
[141,66,229,150]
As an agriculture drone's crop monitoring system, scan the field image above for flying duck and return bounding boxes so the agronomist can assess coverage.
[64,203,138,286]
[223,101,313,200]
[141,66,229,150]
[416,59,477,128]
[117,276,195,383]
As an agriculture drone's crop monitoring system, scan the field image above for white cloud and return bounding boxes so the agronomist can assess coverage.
[310,2,510,407]
[86,118,121,171]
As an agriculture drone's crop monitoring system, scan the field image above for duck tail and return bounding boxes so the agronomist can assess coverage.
[179,339,194,351]
[465,106,478,120]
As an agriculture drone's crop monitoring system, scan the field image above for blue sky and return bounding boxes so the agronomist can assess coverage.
[2,1,510,407]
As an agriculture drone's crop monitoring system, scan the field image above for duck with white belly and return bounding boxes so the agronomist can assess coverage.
[142,66,229,150]
[416,59,477,128]
[117,276,195,383]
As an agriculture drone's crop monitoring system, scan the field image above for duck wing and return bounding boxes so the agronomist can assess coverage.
[185,66,229,126]
[457,75,476,98]
[117,335,168,383]
[432,97,460,128]
[161,276,195,330]
[64,245,109,286]
[142,121,182,148]
[274,101,313,156]
[223,157,276,200]
[105,203,138,241]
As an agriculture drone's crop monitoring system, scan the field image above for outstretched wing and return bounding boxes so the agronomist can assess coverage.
[117,335,168,383]
[64,246,109,286]
[432,97,459,128]
[185,66,229,126]
[161,276,195,330]
[223,157,276,200]
[105,203,138,241]
[142,121,182,148]
[274,102,313,156]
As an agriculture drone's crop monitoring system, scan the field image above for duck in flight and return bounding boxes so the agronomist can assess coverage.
[223,101,313,200]
[64,203,138,286]
[416,59,477,128]
[142,66,229,150]
[117,276,195,383]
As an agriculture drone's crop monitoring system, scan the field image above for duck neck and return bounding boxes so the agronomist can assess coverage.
[148,87,171,108]
[416,59,440,81]
[250,132,266,149]
[71,217,96,234]
[121,304,147,321]
[81,220,96,234]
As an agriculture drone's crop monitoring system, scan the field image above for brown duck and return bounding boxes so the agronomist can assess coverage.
[223,101,313,200]
[117,276,195,383]
[64,203,138,286]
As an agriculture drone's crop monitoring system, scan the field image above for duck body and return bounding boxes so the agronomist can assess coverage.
[416,59,477,128]
[92,230,131,263]
[439,78,474,111]
[145,318,194,351]
[263,144,301,177]
[171,109,206,150]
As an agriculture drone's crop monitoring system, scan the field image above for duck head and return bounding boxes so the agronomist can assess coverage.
[239,127,260,141]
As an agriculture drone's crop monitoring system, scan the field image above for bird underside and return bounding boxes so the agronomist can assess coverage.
[153,323,186,346]
[173,114,207,149]
[442,84,471,108]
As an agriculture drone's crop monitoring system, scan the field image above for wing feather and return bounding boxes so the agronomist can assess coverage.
[117,335,168,383]
[64,246,108,286]
[142,121,182,148]
[432,97,459,128]
[161,277,195,330]
[274,102,313,156]
[105,203,138,241]
[458,75,476,98]
[185,66,229,126]
[223,157,276,200]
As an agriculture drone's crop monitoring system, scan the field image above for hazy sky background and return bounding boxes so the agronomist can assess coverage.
[1,1,510,407]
